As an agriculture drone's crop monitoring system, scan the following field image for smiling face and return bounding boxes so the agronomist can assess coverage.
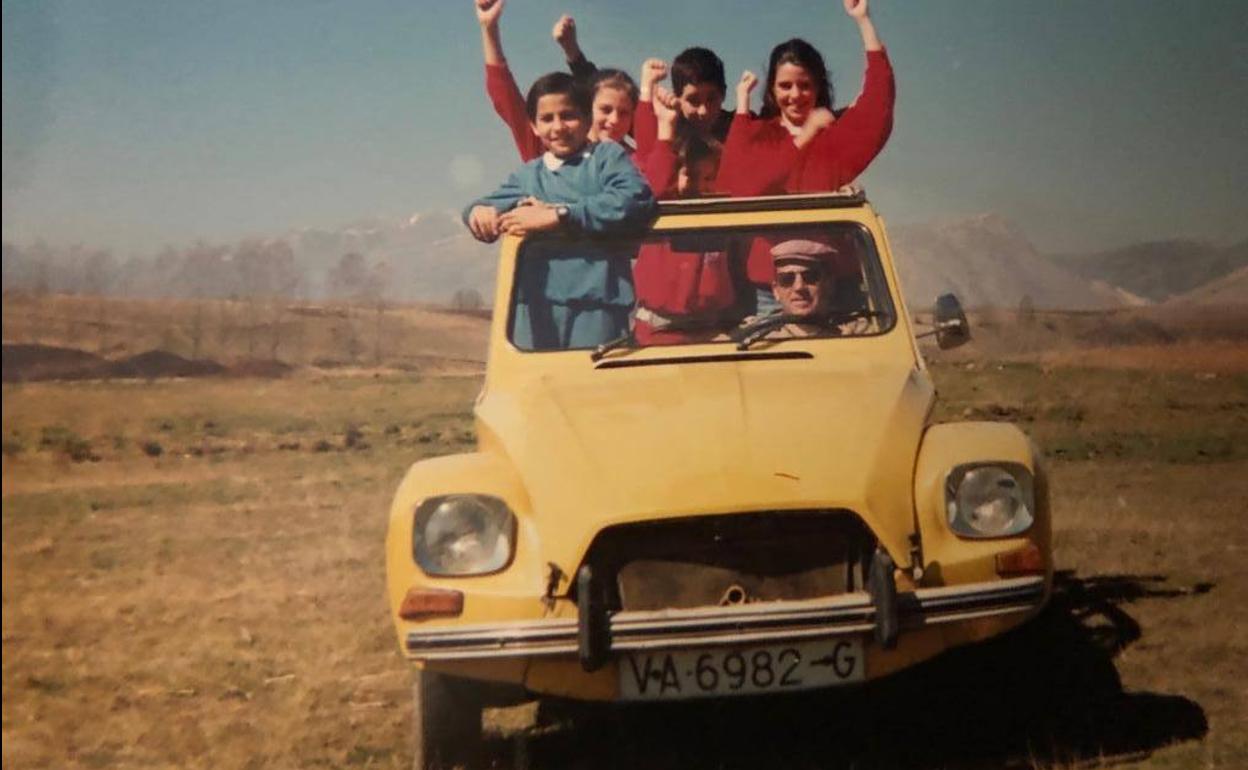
[772,62,817,126]
[589,86,634,144]
[772,262,829,317]
[677,82,725,133]
[530,93,590,158]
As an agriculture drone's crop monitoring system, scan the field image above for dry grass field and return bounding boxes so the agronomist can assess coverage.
[3,319,1247,767]
[1,293,490,373]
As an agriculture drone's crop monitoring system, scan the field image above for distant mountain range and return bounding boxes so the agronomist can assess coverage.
[885,214,1134,310]
[1049,238,1248,304]
[5,210,1245,309]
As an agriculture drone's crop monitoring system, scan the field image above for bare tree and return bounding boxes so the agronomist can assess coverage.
[327,252,370,362]
[1018,294,1036,326]
[451,288,485,312]
[364,260,395,364]
[187,294,206,359]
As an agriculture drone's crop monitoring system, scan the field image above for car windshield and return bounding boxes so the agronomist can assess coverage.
[508,222,897,352]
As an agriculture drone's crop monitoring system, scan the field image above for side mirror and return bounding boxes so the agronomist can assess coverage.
[932,293,971,349]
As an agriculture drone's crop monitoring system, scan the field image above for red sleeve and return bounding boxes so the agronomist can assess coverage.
[807,49,895,188]
[639,140,679,199]
[484,63,543,163]
[633,100,658,159]
[719,113,798,197]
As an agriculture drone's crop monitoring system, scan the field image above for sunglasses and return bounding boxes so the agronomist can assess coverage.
[775,267,824,288]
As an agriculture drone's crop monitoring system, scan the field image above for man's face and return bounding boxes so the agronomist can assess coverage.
[530,93,590,157]
[677,82,725,133]
[772,262,828,317]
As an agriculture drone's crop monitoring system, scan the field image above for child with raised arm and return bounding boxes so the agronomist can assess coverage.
[719,0,894,197]
[475,1,638,161]
[632,89,736,345]
[463,73,656,350]
[719,0,895,313]
[632,49,734,159]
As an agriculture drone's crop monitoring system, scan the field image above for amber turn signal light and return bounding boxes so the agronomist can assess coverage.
[399,586,464,620]
[995,543,1046,576]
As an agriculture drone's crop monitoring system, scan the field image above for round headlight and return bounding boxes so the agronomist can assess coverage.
[946,464,1035,538]
[413,495,516,576]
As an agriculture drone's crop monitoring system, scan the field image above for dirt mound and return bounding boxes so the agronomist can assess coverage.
[2,344,107,382]
[2,344,235,381]
[1075,316,1176,347]
[104,350,226,379]
[227,358,293,377]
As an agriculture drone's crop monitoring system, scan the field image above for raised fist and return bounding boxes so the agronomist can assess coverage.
[736,70,759,112]
[652,85,679,125]
[475,0,505,27]
[842,0,869,21]
[642,59,669,89]
[552,14,577,49]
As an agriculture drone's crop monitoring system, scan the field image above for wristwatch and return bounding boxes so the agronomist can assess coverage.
[555,205,570,225]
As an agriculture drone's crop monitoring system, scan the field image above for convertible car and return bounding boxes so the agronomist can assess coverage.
[385,190,1052,769]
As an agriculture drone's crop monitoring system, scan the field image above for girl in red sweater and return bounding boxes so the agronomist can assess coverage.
[720,0,895,313]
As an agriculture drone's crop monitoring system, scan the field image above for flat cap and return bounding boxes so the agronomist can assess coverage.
[770,239,837,266]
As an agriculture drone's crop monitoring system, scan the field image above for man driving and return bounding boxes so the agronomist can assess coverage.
[763,239,838,337]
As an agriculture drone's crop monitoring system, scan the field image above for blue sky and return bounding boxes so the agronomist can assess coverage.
[3,0,1246,255]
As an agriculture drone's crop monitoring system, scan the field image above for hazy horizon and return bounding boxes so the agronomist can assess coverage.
[4,0,1247,257]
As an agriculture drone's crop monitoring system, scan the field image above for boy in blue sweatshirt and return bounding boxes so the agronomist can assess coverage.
[463,72,656,351]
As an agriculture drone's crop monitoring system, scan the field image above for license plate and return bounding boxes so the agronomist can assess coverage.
[619,637,865,701]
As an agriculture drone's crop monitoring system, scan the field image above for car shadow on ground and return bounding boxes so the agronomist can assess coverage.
[487,572,1209,769]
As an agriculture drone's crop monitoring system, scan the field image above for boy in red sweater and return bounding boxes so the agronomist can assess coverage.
[632,92,736,346]
[631,48,734,161]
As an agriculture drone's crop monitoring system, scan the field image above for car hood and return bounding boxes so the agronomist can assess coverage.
[477,355,934,572]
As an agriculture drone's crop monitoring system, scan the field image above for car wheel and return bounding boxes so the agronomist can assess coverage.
[412,669,485,770]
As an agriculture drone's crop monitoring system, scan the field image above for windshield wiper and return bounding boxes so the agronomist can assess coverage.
[590,331,636,362]
[733,310,887,350]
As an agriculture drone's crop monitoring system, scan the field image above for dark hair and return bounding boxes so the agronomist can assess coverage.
[759,38,832,120]
[525,72,591,121]
[676,132,722,172]
[671,47,727,96]
[590,68,639,107]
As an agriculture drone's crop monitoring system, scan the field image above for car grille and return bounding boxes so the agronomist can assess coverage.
[578,510,878,611]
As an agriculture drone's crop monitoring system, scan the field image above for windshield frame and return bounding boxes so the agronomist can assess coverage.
[504,220,900,355]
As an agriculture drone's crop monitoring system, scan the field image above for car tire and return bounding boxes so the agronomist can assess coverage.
[412,669,485,770]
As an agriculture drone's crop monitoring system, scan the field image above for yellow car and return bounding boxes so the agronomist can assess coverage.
[386,190,1051,769]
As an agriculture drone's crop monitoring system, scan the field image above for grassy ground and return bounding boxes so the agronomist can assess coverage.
[3,355,1246,768]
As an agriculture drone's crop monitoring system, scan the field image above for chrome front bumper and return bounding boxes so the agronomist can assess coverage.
[405,575,1047,661]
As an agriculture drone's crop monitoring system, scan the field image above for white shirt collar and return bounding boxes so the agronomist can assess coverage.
[542,148,593,171]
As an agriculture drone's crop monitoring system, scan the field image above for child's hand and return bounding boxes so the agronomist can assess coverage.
[552,14,579,55]
[736,71,759,114]
[475,0,505,28]
[499,205,560,237]
[652,86,679,139]
[807,107,836,131]
[467,205,502,242]
[793,107,836,148]
[843,0,869,21]
[640,59,668,100]
[652,86,678,124]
